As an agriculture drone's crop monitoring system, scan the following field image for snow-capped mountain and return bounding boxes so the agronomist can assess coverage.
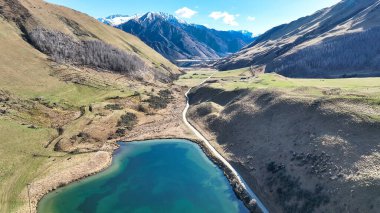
[98,13,187,26]
[97,14,138,26]
[99,12,255,63]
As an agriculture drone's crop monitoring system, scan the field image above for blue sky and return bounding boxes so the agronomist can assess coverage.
[46,0,341,34]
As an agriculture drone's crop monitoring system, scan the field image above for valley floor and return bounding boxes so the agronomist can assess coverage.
[2,66,380,213]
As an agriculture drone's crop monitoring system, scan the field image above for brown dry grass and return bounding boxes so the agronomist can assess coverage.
[188,87,380,212]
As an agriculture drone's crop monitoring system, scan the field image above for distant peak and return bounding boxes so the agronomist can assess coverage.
[105,14,128,19]
[99,12,190,26]
[140,12,187,24]
[98,14,139,26]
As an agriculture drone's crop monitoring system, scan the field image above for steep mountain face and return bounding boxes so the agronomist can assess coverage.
[99,13,255,63]
[216,0,380,78]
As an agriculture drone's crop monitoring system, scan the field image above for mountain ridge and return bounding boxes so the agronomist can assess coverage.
[216,0,380,78]
[99,12,255,63]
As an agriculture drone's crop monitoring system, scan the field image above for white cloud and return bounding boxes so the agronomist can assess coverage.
[175,7,197,19]
[247,16,256,22]
[209,11,239,26]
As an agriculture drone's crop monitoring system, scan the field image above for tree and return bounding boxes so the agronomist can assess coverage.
[29,28,147,74]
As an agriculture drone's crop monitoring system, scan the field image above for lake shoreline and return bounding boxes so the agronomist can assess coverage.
[121,137,261,212]
[21,87,189,213]
[29,84,261,213]
[22,150,114,213]
[175,138,261,213]
[31,137,260,213]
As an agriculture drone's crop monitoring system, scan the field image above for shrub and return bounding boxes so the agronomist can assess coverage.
[158,89,172,99]
[146,89,173,109]
[147,95,167,109]
[77,132,89,139]
[137,104,148,113]
[132,91,141,97]
[79,106,86,117]
[265,161,330,212]
[114,128,126,137]
[117,112,137,130]
[57,127,64,136]
[104,104,123,110]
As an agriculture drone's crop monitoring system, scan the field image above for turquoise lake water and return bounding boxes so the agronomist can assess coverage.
[38,139,249,213]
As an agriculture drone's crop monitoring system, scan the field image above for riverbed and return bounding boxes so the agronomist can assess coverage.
[38,139,249,213]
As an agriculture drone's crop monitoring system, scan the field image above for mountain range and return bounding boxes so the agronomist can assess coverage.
[1,0,380,213]
[99,13,255,63]
[216,0,380,78]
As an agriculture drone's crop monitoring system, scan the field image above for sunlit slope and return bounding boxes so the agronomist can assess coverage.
[177,68,380,116]
[24,0,178,72]
[216,0,380,78]
[0,17,132,102]
[0,13,123,212]
[183,69,380,212]
[0,17,62,96]
[0,0,178,87]
[0,1,179,212]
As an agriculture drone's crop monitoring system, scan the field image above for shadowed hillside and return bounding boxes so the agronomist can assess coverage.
[188,86,380,213]
[175,68,380,213]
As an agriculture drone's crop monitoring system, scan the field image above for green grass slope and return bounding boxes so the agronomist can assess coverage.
[0,0,180,211]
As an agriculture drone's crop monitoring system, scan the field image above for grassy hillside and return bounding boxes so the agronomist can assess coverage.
[0,0,181,212]
[179,68,380,91]
[188,87,380,212]
[182,68,380,212]
[28,0,177,71]
[0,17,123,212]
[177,68,380,113]
[216,0,380,78]
[0,119,57,211]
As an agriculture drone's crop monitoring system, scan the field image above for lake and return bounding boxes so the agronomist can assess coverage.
[38,139,249,213]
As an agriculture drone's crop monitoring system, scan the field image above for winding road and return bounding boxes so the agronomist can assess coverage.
[182,74,269,213]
